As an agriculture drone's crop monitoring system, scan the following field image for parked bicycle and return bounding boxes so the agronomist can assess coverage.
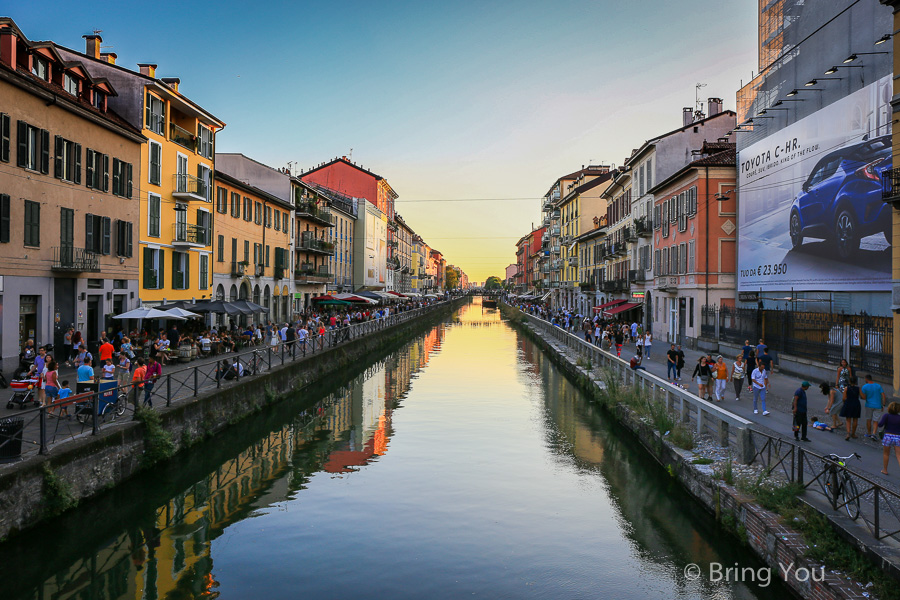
[818,452,862,520]
[74,388,129,425]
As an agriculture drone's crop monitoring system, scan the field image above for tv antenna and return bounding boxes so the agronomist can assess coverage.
[695,82,707,113]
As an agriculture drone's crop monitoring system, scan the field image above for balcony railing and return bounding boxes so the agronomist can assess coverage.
[172,223,208,245]
[274,266,285,280]
[883,168,900,203]
[51,246,100,272]
[295,201,335,226]
[567,257,578,267]
[231,262,247,277]
[170,123,196,151]
[629,269,646,283]
[297,232,335,255]
[294,264,333,283]
[624,226,637,241]
[173,173,209,201]
[634,218,651,237]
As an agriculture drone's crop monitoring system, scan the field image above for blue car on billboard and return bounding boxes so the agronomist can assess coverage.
[789,134,891,260]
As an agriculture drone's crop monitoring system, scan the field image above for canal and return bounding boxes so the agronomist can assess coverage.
[0,298,788,599]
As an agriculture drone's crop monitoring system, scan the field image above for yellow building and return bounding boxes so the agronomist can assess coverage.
[56,42,225,304]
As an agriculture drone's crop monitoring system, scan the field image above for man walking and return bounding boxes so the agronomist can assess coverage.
[143,356,162,407]
[861,374,887,438]
[751,361,769,416]
[792,381,811,442]
[675,345,686,381]
[666,344,678,382]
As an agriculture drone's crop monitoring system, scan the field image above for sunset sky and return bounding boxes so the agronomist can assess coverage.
[8,0,758,283]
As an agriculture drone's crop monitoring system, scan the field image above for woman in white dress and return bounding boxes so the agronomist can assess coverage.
[643,332,653,359]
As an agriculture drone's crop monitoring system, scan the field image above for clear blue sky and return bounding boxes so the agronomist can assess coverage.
[7,1,758,282]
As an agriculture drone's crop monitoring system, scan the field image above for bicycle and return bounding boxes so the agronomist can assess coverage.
[75,390,129,424]
[817,452,862,520]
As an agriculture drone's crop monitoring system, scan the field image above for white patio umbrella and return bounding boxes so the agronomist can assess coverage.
[113,307,186,320]
[163,307,202,319]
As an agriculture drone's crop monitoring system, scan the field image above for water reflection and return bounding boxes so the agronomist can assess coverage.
[4,299,785,599]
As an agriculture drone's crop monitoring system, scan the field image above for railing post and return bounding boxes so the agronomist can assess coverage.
[736,428,753,464]
[193,366,199,397]
[217,360,222,388]
[874,488,880,539]
[166,375,172,407]
[92,391,100,435]
[39,406,47,455]
[680,396,690,425]
[718,419,729,448]
[797,446,804,485]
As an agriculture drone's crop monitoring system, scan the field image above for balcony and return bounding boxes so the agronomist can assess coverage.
[294,264,333,284]
[551,209,560,219]
[295,201,334,226]
[253,264,265,277]
[274,266,285,280]
[297,232,335,255]
[387,219,398,232]
[634,218,651,238]
[550,225,561,236]
[624,227,637,242]
[614,242,627,256]
[388,240,399,249]
[542,198,553,210]
[172,173,209,202]
[884,168,900,204]
[172,223,208,246]
[551,245,560,254]
[231,261,247,277]
[541,264,550,274]
[51,246,100,272]
[567,257,578,267]
[579,281,594,291]
[629,269,646,283]
[169,123,196,151]
[601,280,615,292]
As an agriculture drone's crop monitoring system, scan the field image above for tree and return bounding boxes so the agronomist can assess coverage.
[485,276,502,290]
[445,266,459,290]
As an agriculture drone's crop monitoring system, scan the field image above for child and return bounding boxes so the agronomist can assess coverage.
[58,380,72,419]
[101,358,116,380]
[810,416,833,432]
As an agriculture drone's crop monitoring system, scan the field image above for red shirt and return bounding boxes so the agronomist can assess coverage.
[99,342,115,361]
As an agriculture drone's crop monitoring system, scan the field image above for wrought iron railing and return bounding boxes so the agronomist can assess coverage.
[170,123,195,151]
[882,167,900,202]
[173,173,209,200]
[51,246,100,272]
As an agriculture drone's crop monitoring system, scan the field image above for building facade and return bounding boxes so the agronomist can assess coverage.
[0,20,144,360]
[292,180,336,309]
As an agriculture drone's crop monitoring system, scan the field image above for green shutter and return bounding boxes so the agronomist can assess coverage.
[0,194,9,243]
[158,248,165,289]
[74,143,82,185]
[101,216,111,255]
[54,136,62,178]
[0,113,9,163]
[16,120,26,167]
[112,158,120,196]
[40,129,49,174]
[185,253,190,290]
[145,91,151,130]
[85,149,94,188]
[125,221,133,257]
[126,162,133,198]
[85,213,94,251]
[102,154,109,191]
[172,250,178,289]
[143,247,153,288]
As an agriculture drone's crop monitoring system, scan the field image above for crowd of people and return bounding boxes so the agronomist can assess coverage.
[13,297,443,415]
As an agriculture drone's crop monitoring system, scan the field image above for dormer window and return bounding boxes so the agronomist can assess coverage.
[93,90,105,110]
[32,57,48,81]
[64,73,78,96]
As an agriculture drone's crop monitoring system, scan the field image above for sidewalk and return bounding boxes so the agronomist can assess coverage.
[608,337,899,485]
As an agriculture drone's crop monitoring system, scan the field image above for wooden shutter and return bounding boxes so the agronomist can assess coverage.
[125,221,133,257]
[16,120,26,167]
[85,213,94,251]
[0,194,8,243]
[172,250,179,289]
[158,249,164,288]
[74,143,81,185]
[40,129,49,174]
[85,149,94,188]
[102,154,109,191]
[196,209,204,244]
[185,253,190,289]
[112,158,120,196]
[145,91,151,130]
[0,113,9,163]
[54,135,63,178]
[126,162,133,198]
[143,247,153,288]
[101,216,111,255]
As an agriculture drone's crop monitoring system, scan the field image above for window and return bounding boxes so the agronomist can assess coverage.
[265,245,270,267]
[0,113,10,163]
[93,90,105,110]
[243,240,249,263]
[689,297,695,327]
[64,73,78,96]
[231,192,240,218]
[274,209,280,231]
[32,57,48,81]
[216,186,227,214]
[145,93,166,135]
[111,158,133,198]
[197,125,213,159]
[265,205,272,228]
[54,136,81,184]
[115,220,133,257]
[172,251,189,290]
[283,212,288,232]
[148,141,161,185]
[688,240,695,273]
[113,279,128,289]
[85,149,109,191]
[689,186,698,215]
[254,202,262,225]
[0,194,9,243]
[679,243,687,274]
[197,164,211,202]
[87,279,103,289]
[16,121,49,173]
[646,158,652,188]
[196,209,210,245]
[24,200,40,247]
[243,197,252,221]
[85,214,111,254]
[199,254,209,290]
[217,235,225,262]
[231,238,237,263]
[148,194,161,237]
[143,247,163,289]
[253,243,260,266]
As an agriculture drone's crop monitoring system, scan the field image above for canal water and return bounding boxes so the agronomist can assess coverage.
[1,298,788,599]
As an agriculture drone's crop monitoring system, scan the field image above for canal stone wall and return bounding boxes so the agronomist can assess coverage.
[504,304,885,600]
[0,298,467,541]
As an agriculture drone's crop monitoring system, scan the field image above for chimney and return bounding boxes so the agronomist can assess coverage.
[83,34,102,59]
[100,52,117,65]
[0,27,17,69]
[683,107,694,127]
[708,97,723,116]
[161,77,180,92]
[137,63,157,78]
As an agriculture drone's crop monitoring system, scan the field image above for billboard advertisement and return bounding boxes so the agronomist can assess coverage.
[737,75,892,291]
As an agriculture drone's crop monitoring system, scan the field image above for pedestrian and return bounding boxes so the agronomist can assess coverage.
[821,382,844,429]
[635,330,643,356]
[116,352,132,389]
[741,339,754,363]
[98,337,115,364]
[666,344,678,382]
[757,347,773,376]
[861,374,887,439]
[57,380,72,419]
[756,338,766,359]
[101,358,116,380]
[792,381,811,442]
[835,358,853,393]
[731,355,746,401]
[692,356,712,401]
[643,331,652,359]
[713,356,728,402]
[132,359,146,408]
[629,354,647,372]
[675,345,685,381]
[840,375,862,440]
[750,360,770,415]
[63,327,74,366]
[77,358,95,383]
[143,356,162,408]
[44,360,59,411]
[877,402,900,475]
[614,329,624,357]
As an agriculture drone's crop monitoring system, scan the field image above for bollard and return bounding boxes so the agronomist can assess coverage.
[736,427,753,464]
[718,419,729,448]
[680,396,690,425]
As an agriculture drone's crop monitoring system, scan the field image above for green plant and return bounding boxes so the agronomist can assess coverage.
[692,457,714,465]
[41,464,76,517]
[576,356,593,370]
[720,512,748,544]
[135,406,175,467]
[669,425,695,450]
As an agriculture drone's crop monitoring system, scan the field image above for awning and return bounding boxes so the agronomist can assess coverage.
[540,292,551,302]
[386,291,406,298]
[604,302,641,316]
[594,299,627,311]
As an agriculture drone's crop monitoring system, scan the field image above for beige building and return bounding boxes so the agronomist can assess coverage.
[0,19,145,362]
